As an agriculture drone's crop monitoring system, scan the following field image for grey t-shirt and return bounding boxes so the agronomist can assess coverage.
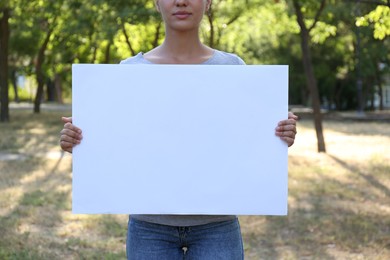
[120,50,245,226]
[120,49,245,65]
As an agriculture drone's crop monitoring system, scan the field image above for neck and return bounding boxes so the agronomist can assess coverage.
[162,29,205,60]
[143,27,214,64]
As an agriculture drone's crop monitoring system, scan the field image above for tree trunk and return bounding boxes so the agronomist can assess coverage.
[11,69,19,102]
[369,80,375,111]
[300,28,326,152]
[374,63,384,110]
[0,8,10,122]
[54,73,63,104]
[92,45,97,63]
[33,70,45,113]
[293,0,326,153]
[121,22,136,56]
[152,22,162,49]
[34,27,53,113]
[46,78,56,101]
[207,8,215,48]
[334,81,343,110]
[104,40,112,63]
[378,82,383,110]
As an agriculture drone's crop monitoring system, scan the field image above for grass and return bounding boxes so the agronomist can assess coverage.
[0,108,389,259]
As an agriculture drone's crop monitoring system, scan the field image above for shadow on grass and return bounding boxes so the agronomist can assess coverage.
[323,120,390,136]
[242,154,390,259]
[329,155,390,198]
[0,110,127,259]
[2,111,390,259]
[0,151,70,258]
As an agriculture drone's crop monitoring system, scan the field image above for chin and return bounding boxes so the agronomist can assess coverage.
[169,24,199,32]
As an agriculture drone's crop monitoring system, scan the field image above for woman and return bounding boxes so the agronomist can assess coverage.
[60,0,298,259]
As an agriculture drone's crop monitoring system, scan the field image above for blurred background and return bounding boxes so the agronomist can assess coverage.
[0,0,389,259]
[1,0,390,115]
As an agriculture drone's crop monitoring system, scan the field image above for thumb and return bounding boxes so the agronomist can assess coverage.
[288,112,298,120]
[61,117,72,123]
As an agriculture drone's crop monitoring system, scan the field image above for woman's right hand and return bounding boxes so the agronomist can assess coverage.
[60,117,83,153]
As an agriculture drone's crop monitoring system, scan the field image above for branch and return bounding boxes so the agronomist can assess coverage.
[344,0,390,6]
[359,0,390,6]
[292,0,306,31]
[308,0,327,32]
[121,21,135,56]
[226,12,242,26]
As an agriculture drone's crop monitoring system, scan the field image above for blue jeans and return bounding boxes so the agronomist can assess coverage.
[126,218,244,260]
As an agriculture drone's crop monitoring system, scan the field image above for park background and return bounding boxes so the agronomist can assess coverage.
[0,0,389,259]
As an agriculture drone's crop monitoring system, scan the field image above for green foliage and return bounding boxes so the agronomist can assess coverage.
[4,0,390,111]
[356,5,390,40]
[8,84,32,102]
[310,21,337,44]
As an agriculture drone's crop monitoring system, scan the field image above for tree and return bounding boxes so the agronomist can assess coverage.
[0,7,10,122]
[203,0,260,50]
[292,0,327,152]
[3,0,387,121]
[356,4,390,110]
[34,20,56,113]
[30,0,64,113]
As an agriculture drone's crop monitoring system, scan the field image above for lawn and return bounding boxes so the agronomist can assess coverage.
[0,108,389,259]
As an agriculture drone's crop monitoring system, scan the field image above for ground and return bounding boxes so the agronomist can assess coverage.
[0,104,389,259]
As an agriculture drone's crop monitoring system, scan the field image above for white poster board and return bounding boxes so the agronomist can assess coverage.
[72,64,288,215]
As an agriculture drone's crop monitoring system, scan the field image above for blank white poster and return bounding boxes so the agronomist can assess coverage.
[72,64,289,215]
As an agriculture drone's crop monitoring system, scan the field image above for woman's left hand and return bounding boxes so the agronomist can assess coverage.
[275,112,298,147]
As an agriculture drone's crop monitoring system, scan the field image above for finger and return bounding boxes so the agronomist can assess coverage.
[60,128,83,141]
[276,124,297,133]
[280,136,295,147]
[60,135,80,153]
[275,132,294,145]
[63,122,82,135]
[60,140,74,153]
[275,130,296,138]
[283,130,296,138]
[60,132,82,144]
[278,119,297,126]
[61,116,82,134]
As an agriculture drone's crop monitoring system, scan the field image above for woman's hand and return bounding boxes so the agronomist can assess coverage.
[275,112,298,147]
[60,117,83,153]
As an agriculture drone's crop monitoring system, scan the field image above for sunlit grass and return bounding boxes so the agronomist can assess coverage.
[241,119,390,259]
[0,109,389,259]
